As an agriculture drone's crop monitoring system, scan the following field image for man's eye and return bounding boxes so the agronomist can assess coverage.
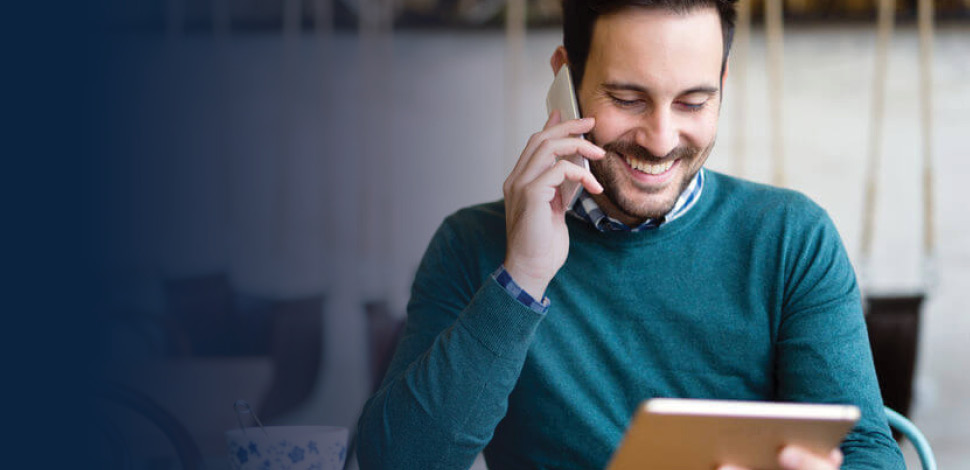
[678,101,706,112]
[610,96,641,108]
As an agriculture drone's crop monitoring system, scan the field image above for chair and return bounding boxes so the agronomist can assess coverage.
[97,381,205,470]
[885,406,937,470]
[257,294,326,423]
[866,295,924,418]
[343,300,406,469]
[164,272,234,356]
[364,300,406,394]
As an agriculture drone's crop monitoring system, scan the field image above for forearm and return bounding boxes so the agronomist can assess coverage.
[356,279,544,470]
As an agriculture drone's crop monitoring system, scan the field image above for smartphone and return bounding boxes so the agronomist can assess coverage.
[545,64,590,210]
[606,398,861,470]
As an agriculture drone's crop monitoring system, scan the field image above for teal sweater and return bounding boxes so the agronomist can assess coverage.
[357,171,904,469]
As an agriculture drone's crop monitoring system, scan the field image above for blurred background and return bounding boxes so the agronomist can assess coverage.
[87,0,968,468]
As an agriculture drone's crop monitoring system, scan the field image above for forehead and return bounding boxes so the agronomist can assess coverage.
[586,7,724,89]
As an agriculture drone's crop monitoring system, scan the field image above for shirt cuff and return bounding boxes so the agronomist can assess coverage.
[491,265,551,315]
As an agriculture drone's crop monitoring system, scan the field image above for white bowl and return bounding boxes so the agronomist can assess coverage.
[226,425,348,470]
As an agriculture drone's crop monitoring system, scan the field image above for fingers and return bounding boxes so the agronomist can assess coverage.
[525,116,597,159]
[506,116,599,190]
[505,144,604,202]
[718,446,842,470]
[828,449,844,467]
[778,446,843,470]
[547,114,595,137]
[507,159,602,211]
[543,109,562,130]
[528,159,603,199]
[521,137,605,180]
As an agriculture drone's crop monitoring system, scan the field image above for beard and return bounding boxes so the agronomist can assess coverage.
[589,137,713,221]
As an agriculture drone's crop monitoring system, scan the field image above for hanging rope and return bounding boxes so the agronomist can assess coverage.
[765,0,786,187]
[917,0,936,262]
[861,0,937,290]
[860,0,895,264]
[732,0,751,178]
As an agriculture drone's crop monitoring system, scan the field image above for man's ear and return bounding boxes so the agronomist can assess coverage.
[721,61,730,88]
[550,46,569,75]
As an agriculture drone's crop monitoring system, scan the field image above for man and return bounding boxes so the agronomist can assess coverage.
[357,1,904,468]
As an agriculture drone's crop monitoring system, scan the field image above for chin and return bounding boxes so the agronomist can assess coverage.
[612,190,679,221]
[597,165,689,221]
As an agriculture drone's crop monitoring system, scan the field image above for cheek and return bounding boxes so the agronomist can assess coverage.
[586,108,638,144]
[678,111,719,146]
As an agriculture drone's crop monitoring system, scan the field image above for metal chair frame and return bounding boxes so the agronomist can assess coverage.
[885,406,937,470]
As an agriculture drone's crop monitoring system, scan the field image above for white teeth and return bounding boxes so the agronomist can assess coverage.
[625,156,674,175]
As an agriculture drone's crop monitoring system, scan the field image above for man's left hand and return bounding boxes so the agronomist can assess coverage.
[717,445,843,470]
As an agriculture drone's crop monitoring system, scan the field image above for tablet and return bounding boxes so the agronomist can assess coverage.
[606,398,860,470]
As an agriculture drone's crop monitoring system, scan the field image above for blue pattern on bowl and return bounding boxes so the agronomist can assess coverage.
[227,431,347,470]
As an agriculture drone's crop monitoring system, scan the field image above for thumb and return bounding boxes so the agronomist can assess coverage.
[779,446,841,470]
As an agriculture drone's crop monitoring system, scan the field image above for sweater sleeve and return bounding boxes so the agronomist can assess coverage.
[355,215,544,470]
[774,206,905,470]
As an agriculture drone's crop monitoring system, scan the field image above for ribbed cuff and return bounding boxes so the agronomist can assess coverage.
[458,276,546,359]
[491,265,551,314]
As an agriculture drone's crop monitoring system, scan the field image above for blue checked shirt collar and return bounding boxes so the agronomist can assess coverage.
[569,168,705,232]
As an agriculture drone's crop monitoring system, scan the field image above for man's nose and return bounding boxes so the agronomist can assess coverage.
[634,108,678,158]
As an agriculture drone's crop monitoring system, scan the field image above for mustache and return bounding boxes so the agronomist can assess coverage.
[602,140,696,162]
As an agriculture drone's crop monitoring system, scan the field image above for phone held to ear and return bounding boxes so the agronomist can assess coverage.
[545,64,590,210]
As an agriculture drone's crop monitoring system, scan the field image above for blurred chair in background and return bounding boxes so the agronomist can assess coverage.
[96,381,204,470]
[865,295,924,422]
[364,300,405,394]
[163,273,327,423]
[257,294,326,423]
[164,273,234,357]
[343,300,405,469]
[885,406,937,470]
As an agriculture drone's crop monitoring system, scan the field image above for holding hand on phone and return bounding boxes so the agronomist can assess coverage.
[502,110,606,300]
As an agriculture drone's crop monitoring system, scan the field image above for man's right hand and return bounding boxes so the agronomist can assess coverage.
[502,110,606,300]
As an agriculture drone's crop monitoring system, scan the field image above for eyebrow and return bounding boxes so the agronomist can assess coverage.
[601,82,719,96]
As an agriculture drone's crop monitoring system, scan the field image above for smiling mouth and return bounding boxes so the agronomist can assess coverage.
[622,155,676,175]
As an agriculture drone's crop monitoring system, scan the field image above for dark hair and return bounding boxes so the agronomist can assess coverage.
[562,0,738,87]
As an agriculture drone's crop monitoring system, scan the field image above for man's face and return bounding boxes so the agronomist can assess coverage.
[576,7,724,224]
